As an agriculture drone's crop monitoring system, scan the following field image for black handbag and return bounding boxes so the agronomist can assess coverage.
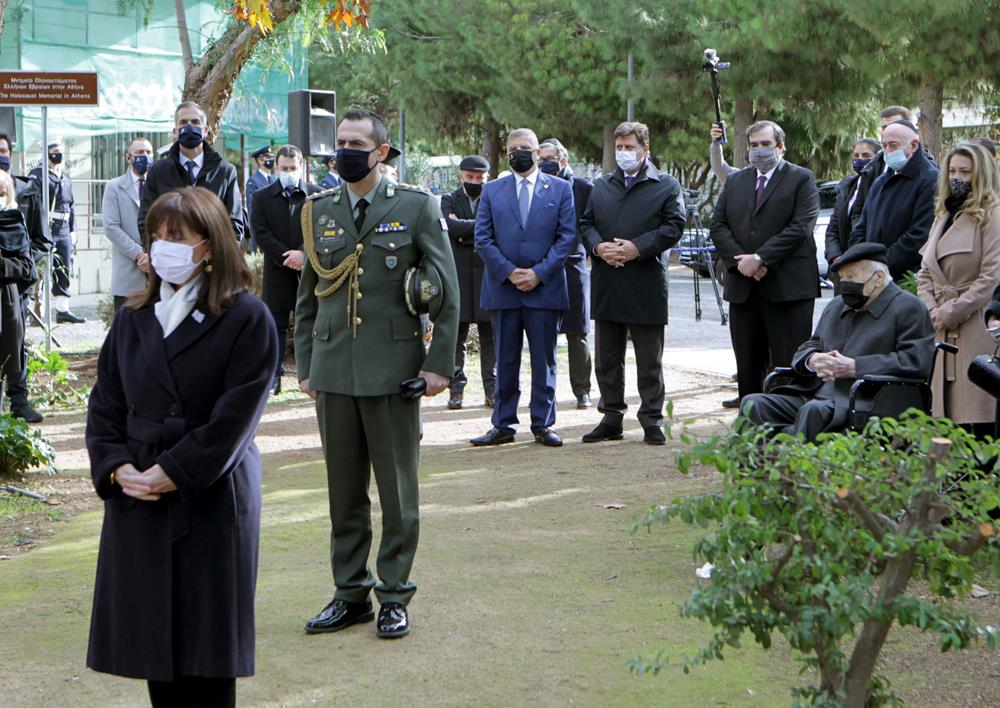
[968,351,1000,400]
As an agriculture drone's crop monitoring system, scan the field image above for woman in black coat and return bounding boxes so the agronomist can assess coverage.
[0,171,36,380]
[85,187,278,707]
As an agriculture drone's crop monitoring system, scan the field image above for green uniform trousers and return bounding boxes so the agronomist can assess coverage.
[316,391,421,605]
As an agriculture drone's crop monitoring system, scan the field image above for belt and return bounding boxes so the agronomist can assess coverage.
[126,414,196,542]
[50,211,71,221]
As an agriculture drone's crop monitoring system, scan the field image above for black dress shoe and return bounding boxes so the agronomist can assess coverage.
[643,426,666,445]
[56,310,86,324]
[471,428,515,446]
[10,404,43,423]
[722,397,741,409]
[532,427,563,447]
[576,393,592,409]
[376,602,411,638]
[270,377,282,395]
[304,598,374,634]
[447,393,463,409]
[582,423,624,443]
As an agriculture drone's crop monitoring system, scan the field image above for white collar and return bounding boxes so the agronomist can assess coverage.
[181,151,204,169]
[515,168,538,187]
[155,274,204,338]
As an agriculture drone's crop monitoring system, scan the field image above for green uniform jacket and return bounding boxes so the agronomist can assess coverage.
[294,180,460,396]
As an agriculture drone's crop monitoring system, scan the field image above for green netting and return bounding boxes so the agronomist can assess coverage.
[5,0,307,148]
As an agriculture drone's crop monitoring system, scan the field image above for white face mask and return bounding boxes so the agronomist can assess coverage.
[278,170,300,189]
[151,239,206,284]
[616,149,643,173]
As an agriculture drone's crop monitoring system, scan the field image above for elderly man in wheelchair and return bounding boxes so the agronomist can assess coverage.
[741,243,937,441]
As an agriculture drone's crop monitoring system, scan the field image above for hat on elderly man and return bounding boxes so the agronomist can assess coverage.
[830,243,888,272]
[459,155,490,173]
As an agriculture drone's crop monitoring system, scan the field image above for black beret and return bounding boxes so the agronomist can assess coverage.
[830,243,889,272]
[251,146,274,159]
[459,155,490,172]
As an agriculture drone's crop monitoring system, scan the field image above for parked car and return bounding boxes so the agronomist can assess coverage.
[678,180,839,281]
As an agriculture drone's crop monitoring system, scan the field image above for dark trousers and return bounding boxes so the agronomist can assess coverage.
[743,392,845,441]
[51,234,72,298]
[147,676,236,708]
[270,308,292,379]
[564,330,592,397]
[316,391,421,605]
[594,320,665,428]
[492,306,561,433]
[729,288,814,399]
[6,295,29,407]
[450,320,496,399]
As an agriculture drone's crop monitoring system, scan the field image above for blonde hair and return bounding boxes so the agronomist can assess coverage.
[935,142,1000,226]
[0,171,16,210]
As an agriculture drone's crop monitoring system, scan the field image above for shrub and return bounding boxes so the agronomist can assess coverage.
[632,408,1000,706]
[0,414,56,479]
[27,346,87,409]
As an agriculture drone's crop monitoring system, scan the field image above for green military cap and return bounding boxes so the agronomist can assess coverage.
[404,258,445,320]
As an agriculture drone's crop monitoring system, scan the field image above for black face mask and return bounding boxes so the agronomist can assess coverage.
[335,147,376,184]
[840,274,875,310]
[508,149,535,174]
[463,181,483,199]
[538,159,560,176]
[0,156,9,172]
[49,152,63,165]
[177,124,204,150]
[262,159,275,170]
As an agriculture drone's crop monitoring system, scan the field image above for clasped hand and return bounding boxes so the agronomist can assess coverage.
[595,238,639,268]
[508,268,540,292]
[734,254,767,280]
[115,463,177,501]
[808,349,856,382]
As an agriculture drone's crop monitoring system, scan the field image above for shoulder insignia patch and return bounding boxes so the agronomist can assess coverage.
[307,186,341,202]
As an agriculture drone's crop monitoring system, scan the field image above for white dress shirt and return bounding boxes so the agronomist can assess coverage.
[517,168,538,211]
[182,151,205,180]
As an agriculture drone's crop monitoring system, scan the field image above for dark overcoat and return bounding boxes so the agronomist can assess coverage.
[0,209,36,375]
[561,175,592,334]
[138,144,245,244]
[28,166,74,237]
[824,172,863,264]
[441,185,489,323]
[251,179,322,314]
[85,292,278,682]
[776,282,934,420]
[848,147,939,279]
[579,163,686,326]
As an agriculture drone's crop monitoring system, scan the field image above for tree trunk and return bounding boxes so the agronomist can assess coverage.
[732,94,753,169]
[918,75,944,164]
[481,113,502,179]
[182,0,302,139]
[602,123,616,174]
[174,0,194,73]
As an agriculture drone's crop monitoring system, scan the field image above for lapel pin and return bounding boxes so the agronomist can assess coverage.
[192,310,205,324]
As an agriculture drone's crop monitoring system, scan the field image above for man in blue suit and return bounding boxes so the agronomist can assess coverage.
[471,128,576,447]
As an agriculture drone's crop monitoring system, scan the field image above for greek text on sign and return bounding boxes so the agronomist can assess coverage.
[0,72,99,106]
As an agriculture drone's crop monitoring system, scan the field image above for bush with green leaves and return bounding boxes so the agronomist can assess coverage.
[632,409,999,707]
[27,346,87,409]
[0,414,56,479]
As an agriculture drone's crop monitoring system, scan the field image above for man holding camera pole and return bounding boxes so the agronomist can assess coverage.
[709,120,820,410]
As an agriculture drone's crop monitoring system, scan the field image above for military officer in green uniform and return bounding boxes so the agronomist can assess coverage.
[296,108,459,639]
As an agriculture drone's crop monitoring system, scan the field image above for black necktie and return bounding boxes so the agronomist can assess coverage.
[355,197,368,232]
[138,178,145,201]
[185,160,197,184]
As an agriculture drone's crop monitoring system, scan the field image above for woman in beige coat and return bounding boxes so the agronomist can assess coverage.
[917,142,1000,433]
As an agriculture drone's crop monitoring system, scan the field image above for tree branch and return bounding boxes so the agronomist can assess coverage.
[834,489,897,542]
[174,0,194,73]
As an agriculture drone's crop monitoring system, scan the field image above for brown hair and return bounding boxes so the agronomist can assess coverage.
[880,105,914,122]
[613,121,650,148]
[275,144,303,161]
[129,187,252,315]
